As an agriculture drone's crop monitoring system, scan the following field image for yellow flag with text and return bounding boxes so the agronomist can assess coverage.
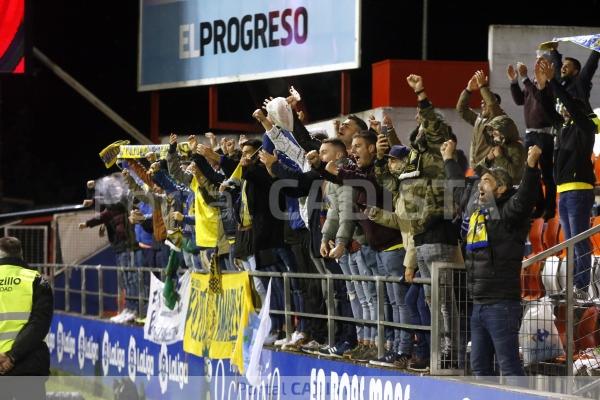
[183,272,254,372]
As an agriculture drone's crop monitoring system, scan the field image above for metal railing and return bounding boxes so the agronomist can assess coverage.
[33,261,468,374]
[520,222,600,396]
[36,220,600,385]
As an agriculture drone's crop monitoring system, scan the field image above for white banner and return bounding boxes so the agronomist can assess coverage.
[144,270,191,345]
[139,0,360,90]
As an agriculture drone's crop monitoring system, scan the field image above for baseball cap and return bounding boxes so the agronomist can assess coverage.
[386,145,410,160]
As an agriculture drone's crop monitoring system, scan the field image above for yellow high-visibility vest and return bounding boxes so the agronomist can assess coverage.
[0,265,39,353]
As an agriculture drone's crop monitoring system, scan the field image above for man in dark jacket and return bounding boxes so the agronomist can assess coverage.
[537,57,598,293]
[507,61,558,219]
[79,199,139,322]
[543,40,600,110]
[0,237,53,398]
[443,140,542,376]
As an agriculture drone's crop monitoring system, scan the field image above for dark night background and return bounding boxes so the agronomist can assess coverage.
[1,0,600,210]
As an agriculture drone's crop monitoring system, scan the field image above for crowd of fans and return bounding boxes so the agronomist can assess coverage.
[78,42,599,375]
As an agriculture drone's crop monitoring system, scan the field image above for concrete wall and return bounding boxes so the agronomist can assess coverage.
[488,25,600,133]
[306,25,600,164]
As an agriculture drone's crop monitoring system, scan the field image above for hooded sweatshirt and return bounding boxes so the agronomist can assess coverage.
[474,114,526,184]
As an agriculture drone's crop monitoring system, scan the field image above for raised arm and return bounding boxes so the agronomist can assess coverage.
[578,50,600,87]
[166,133,193,186]
[502,146,542,222]
[508,64,525,106]
[456,75,479,126]
[540,58,597,132]
[477,70,504,117]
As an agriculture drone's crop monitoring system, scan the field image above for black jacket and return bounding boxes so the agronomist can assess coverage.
[0,258,53,376]
[541,79,596,187]
[445,162,541,303]
[84,202,137,253]
[549,49,599,109]
[270,162,327,258]
[242,163,286,267]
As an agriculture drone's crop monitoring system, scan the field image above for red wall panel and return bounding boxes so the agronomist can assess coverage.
[372,59,489,109]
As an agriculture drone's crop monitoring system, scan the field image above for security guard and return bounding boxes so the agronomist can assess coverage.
[0,237,53,399]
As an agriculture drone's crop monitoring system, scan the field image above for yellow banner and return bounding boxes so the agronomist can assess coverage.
[118,143,191,160]
[183,272,254,372]
[99,140,130,168]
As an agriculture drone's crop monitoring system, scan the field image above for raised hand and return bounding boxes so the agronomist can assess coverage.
[238,134,247,147]
[406,74,424,91]
[258,150,278,169]
[333,120,341,134]
[516,62,528,78]
[467,75,479,91]
[474,70,488,88]
[376,134,390,160]
[204,132,216,140]
[369,115,382,134]
[440,140,456,161]
[537,58,555,81]
[224,138,236,155]
[145,151,158,163]
[534,58,547,89]
[382,114,394,131]
[148,161,161,176]
[169,133,177,146]
[188,135,198,152]
[506,64,517,81]
[196,144,219,161]
[252,108,267,122]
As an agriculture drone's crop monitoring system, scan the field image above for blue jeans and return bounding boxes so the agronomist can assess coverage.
[339,251,367,341]
[134,250,153,314]
[416,243,460,357]
[471,300,524,376]
[354,245,379,341]
[559,189,594,289]
[275,246,307,333]
[406,272,431,360]
[376,248,411,355]
[257,260,286,332]
[116,251,139,311]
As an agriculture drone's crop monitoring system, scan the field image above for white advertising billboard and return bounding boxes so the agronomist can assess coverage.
[138,0,361,91]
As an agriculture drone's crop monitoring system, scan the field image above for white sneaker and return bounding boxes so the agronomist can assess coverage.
[288,332,305,346]
[282,332,306,351]
[274,336,292,347]
[111,309,136,324]
[110,309,129,323]
[120,309,137,324]
[275,331,300,347]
